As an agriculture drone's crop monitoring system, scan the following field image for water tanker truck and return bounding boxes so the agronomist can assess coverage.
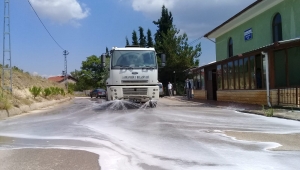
[101,46,165,108]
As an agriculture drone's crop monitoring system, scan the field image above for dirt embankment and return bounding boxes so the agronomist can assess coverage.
[0,67,73,119]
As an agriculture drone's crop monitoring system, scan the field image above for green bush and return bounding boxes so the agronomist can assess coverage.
[68,88,74,95]
[59,88,65,96]
[263,106,274,117]
[266,108,274,117]
[42,88,52,98]
[50,87,60,95]
[0,93,12,110]
[29,86,42,99]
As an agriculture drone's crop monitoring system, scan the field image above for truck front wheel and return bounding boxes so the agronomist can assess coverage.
[149,101,157,108]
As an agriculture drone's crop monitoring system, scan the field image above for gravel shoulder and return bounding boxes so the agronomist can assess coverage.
[225,131,300,151]
[0,148,100,170]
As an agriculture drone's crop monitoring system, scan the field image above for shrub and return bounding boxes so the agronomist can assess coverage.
[68,88,74,95]
[264,107,274,117]
[50,87,60,95]
[29,86,42,99]
[59,88,65,96]
[0,93,12,110]
[42,88,52,98]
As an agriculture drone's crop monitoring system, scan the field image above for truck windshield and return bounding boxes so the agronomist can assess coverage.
[112,50,157,69]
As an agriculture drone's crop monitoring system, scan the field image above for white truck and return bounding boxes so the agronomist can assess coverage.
[102,46,165,107]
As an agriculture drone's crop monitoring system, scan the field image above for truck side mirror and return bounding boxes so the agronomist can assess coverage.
[101,54,106,68]
[161,54,166,67]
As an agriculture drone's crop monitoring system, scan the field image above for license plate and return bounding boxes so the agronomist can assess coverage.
[122,76,149,79]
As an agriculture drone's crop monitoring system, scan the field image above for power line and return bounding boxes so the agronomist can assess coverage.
[189,34,216,45]
[27,0,64,51]
[188,35,204,46]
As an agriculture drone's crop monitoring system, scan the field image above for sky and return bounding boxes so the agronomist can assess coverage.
[0,0,255,77]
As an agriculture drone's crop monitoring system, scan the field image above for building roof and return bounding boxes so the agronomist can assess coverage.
[48,75,77,83]
[204,0,284,38]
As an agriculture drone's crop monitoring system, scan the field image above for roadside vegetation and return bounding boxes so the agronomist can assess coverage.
[262,105,274,117]
[0,65,73,110]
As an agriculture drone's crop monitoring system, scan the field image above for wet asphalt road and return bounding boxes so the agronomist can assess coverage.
[0,97,300,170]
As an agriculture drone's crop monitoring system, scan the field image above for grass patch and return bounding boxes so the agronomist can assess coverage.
[262,105,273,117]
[0,93,12,110]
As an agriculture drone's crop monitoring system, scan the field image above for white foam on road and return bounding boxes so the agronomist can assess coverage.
[1,99,300,170]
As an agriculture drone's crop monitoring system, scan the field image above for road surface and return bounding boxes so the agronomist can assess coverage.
[0,97,300,170]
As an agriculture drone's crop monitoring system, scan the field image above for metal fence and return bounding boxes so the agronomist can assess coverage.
[278,87,300,106]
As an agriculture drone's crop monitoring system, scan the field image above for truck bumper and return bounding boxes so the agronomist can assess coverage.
[107,86,159,102]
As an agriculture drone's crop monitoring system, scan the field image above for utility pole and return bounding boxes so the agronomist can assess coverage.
[63,50,69,91]
[2,0,12,94]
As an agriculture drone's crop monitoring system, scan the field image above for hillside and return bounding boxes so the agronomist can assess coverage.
[0,66,72,111]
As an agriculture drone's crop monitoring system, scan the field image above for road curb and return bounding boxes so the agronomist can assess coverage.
[0,98,73,120]
[169,96,300,122]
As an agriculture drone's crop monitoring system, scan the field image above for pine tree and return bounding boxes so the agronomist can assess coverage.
[153,5,201,87]
[105,47,110,57]
[138,26,146,47]
[132,30,138,45]
[153,5,173,51]
[146,29,154,47]
[125,36,130,46]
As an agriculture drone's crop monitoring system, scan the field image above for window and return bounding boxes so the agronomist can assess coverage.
[272,13,282,42]
[197,70,201,89]
[200,69,205,90]
[274,50,286,87]
[217,65,222,90]
[244,57,250,89]
[239,59,244,89]
[234,60,239,89]
[228,38,233,57]
[223,64,228,89]
[249,56,255,89]
[288,47,300,86]
[228,62,234,89]
[193,71,198,89]
[255,55,263,89]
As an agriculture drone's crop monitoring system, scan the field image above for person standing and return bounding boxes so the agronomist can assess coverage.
[168,82,173,96]
[185,78,192,100]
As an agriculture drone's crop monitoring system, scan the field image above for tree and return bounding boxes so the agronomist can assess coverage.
[132,30,138,45]
[29,86,42,99]
[146,29,154,47]
[153,6,201,87]
[159,27,201,68]
[153,5,173,52]
[70,69,81,80]
[105,47,110,58]
[138,26,146,47]
[125,36,130,46]
[80,55,105,89]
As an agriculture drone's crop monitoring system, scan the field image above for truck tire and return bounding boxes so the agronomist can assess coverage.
[149,101,157,108]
